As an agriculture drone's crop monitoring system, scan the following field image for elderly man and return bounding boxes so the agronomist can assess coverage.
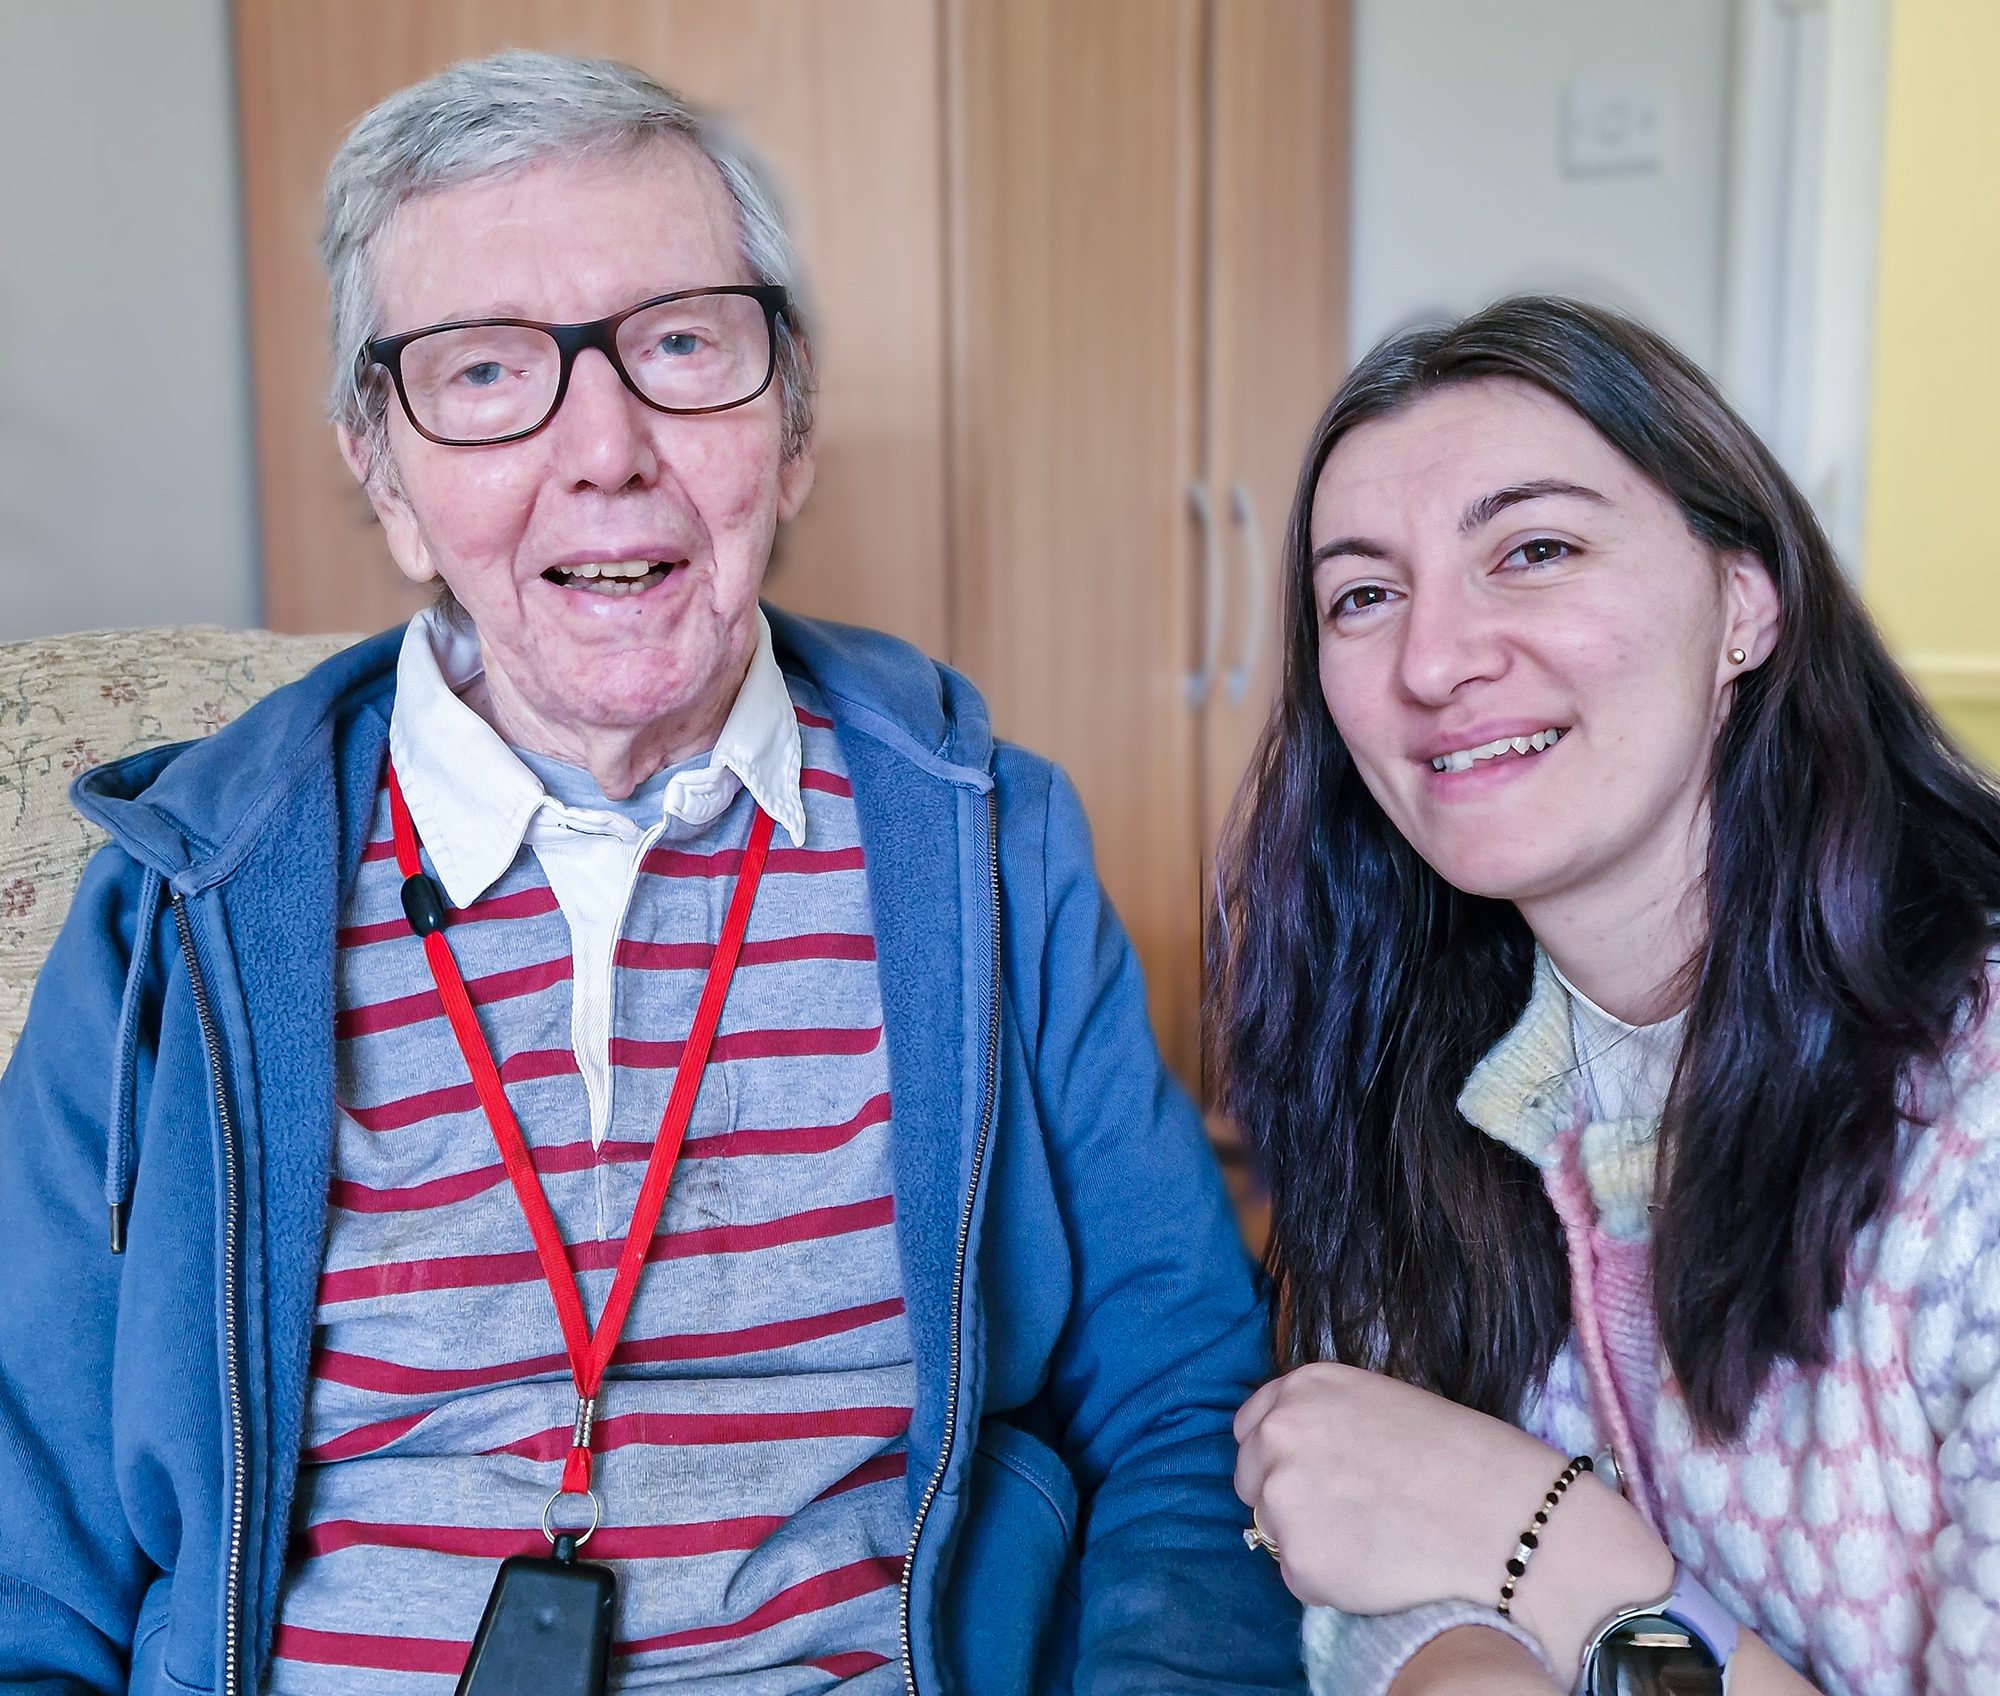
[0,50,1298,1696]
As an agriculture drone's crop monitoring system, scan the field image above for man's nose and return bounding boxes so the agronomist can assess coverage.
[548,347,660,492]
[1395,577,1507,704]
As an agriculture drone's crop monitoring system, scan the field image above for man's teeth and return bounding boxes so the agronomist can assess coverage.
[563,561,657,580]
[1431,728,1565,773]
[549,560,671,595]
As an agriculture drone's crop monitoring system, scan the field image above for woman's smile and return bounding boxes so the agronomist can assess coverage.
[1422,722,1569,783]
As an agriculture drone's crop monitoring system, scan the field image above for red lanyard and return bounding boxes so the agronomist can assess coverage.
[385,760,774,1512]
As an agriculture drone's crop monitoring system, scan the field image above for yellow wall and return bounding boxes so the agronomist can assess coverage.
[1864,0,2000,766]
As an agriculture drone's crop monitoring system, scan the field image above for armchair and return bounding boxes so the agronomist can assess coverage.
[0,626,359,1071]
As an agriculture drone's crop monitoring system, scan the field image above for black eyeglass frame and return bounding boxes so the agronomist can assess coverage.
[357,283,791,448]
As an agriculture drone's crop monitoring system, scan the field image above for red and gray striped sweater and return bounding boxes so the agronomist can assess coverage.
[268,688,913,1692]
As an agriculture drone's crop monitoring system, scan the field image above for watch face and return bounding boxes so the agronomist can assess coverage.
[1587,1613,1725,1696]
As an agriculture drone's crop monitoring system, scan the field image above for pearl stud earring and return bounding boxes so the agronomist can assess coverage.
[1728,647,1748,665]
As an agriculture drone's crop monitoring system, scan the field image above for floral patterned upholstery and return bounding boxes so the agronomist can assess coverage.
[0,626,360,1071]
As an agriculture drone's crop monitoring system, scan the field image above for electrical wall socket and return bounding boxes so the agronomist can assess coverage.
[1562,76,1666,176]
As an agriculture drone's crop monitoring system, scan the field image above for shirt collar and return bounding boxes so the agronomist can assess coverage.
[388,603,805,908]
[1548,958,1686,1127]
[669,605,806,849]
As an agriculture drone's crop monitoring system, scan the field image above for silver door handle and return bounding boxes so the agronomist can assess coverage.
[1225,480,1269,707]
[1186,482,1226,708]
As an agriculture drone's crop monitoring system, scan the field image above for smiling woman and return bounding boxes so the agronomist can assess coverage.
[1306,376,1778,1006]
[1213,297,2000,1695]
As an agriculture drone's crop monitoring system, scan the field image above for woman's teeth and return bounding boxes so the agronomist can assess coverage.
[546,561,672,595]
[1431,727,1565,774]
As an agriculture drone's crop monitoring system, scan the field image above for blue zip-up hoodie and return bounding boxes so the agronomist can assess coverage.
[0,610,1303,1695]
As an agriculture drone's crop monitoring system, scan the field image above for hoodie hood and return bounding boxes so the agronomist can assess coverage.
[64,602,995,1281]
[766,606,994,792]
[69,628,404,890]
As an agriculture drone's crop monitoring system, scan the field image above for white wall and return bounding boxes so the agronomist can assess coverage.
[0,0,258,639]
[1348,0,1736,371]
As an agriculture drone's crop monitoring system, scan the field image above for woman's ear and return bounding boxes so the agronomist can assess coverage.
[336,424,438,585]
[1720,549,1781,675]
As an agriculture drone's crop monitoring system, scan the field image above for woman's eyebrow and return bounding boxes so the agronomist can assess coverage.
[1458,479,1608,534]
[1309,535,1392,568]
[1312,479,1611,566]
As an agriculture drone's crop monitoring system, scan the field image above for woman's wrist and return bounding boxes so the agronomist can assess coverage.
[1502,1471,1675,1684]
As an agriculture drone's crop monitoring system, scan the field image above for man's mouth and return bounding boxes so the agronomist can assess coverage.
[1430,727,1567,774]
[540,559,682,597]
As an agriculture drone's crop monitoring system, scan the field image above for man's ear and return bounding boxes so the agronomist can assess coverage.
[1720,548,1781,674]
[776,439,816,525]
[336,423,437,585]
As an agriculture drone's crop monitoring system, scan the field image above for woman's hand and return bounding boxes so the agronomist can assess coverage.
[1234,1361,1575,1612]
[1234,1362,1672,1679]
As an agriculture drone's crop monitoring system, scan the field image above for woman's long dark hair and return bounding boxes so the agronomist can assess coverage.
[1209,296,2000,1439]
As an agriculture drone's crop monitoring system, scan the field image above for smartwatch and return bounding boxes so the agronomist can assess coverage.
[1577,1562,1738,1695]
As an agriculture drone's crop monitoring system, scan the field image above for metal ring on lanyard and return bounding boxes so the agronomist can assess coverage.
[542,1486,603,1549]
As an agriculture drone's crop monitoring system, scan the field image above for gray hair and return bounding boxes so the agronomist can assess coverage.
[320,50,815,477]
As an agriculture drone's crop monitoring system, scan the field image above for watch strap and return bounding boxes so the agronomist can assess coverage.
[1661,1561,1739,1667]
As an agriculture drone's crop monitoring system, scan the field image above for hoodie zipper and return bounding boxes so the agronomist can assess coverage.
[898,788,1002,1695]
[171,893,250,1696]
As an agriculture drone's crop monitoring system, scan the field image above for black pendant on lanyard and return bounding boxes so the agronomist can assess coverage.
[456,1518,614,1696]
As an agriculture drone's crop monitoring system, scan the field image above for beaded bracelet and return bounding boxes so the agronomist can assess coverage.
[1497,1452,1593,1616]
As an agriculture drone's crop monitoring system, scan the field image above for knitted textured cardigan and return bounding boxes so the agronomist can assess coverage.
[1307,954,2000,1696]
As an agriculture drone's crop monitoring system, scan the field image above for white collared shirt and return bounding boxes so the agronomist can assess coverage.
[388,602,806,1144]
[1547,959,1685,1126]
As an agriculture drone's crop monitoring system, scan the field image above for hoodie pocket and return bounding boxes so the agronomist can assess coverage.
[130,1579,214,1696]
[939,1418,1080,1696]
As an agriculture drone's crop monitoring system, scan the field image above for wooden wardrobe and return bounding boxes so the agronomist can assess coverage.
[235,0,1350,1091]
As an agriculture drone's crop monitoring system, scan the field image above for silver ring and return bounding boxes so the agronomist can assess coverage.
[542,1487,602,1548]
[1242,1509,1280,1558]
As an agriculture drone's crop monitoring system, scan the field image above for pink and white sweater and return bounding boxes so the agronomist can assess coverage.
[1306,954,2000,1696]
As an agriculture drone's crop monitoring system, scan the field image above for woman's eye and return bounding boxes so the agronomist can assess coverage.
[1504,537,1572,568]
[1330,583,1393,620]
[457,360,506,388]
[656,331,702,357]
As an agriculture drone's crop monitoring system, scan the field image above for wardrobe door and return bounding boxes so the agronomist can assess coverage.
[233,0,949,653]
[1198,0,1352,873]
[1195,2,1349,1238]
[945,0,1209,1083]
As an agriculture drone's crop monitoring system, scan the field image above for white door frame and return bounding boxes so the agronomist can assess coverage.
[1718,0,1889,579]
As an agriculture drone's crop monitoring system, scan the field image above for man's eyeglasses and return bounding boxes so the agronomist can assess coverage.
[357,284,789,447]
